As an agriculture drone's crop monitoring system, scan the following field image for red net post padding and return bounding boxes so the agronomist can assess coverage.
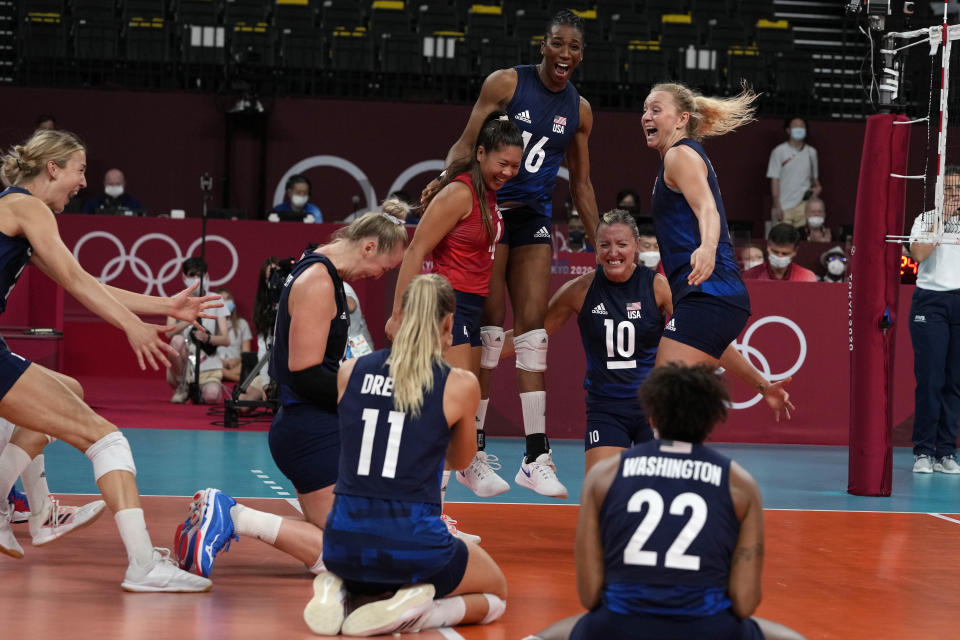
[848,113,911,496]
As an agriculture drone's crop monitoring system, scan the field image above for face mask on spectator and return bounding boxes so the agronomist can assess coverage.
[827,259,845,276]
[768,253,792,269]
[291,194,309,208]
[568,230,585,245]
[105,185,124,198]
[183,275,211,292]
[638,251,660,269]
[791,128,806,141]
[807,216,825,228]
[744,259,764,270]
[224,300,236,314]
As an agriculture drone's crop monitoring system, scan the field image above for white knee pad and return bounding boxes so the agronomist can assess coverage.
[0,418,14,449]
[85,431,137,481]
[514,329,548,372]
[480,594,507,625]
[479,326,504,370]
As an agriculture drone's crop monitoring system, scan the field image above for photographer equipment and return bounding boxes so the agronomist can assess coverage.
[223,256,296,428]
[189,173,215,404]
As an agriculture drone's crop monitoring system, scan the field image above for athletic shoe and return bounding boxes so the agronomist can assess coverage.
[174,515,197,572]
[303,572,347,635]
[0,514,24,558]
[440,514,481,544]
[188,488,238,577]
[456,451,510,497]
[30,498,107,546]
[171,382,189,404]
[515,450,568,498]
[7,487,29,523]
[934,455,960,474]
[913,454,935,474]
[121,547,213,592]
[340,583,435,637]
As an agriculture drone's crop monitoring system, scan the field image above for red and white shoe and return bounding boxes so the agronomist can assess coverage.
[440,514,481,544]
[30,497,107,546]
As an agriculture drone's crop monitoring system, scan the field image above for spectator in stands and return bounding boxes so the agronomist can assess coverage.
[567,214,593,252]
[215,287,252,382]
[35,114,56,131]
[83,168,145,215]
[637,223,661,271]
[802,197,832,242]
[616,188,641,215]
[767,116,821,230]
[165,257,229,404]
[819,246,847,283]
[271,174,322,222]
[743,223,817,282]
[738,245,765,272]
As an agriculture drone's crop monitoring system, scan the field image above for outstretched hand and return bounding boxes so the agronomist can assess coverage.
[385,313,402,343]
[169,282,223,330]
[420,178,442,210]
[762,376,795,423]
[125,321,178,371]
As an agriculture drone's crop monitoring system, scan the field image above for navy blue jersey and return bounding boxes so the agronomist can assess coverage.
[498,65,581,218]
[336,349,452,505]
[599,439,739,617]
[269,252,349,406]
[0,187,34,317]
[650,139,750,312]
[577,266,662,400]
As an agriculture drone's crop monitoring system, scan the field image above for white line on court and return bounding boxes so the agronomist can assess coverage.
[927,513,960,524]
[437,627,466,639]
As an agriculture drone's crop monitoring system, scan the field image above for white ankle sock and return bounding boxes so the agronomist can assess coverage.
[308,554,326,574]
[440,469,451,504]
[0,418,14,450]
[519,391,546,435]
[114,508,155,567]
[0,444,32,510]
[480,593,507,624]
[230,504,281,544]
[416,595,467,630]
[22,455,51,521]
[476,398,490,431]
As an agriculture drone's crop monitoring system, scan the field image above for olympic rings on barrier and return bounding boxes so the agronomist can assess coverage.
[73,231,240,297]
[727,315,807,411]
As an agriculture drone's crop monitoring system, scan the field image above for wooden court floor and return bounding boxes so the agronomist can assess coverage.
[0,497,956,639]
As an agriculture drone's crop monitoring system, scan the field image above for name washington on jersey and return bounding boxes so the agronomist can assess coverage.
[622,455,723,487]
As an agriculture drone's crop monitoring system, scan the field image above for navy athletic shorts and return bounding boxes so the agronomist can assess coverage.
[268,403,340,494]
[584,395,653,450]
[571,606,766,640]
[323,494,469,598]
[452,290,486,347]
[499,206,553,247]
[664,293,750,360]
[0,337,30,401]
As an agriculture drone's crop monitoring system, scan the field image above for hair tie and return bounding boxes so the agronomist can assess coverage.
[498,115,508,121]
[379,211,404,226]
[15,158,22,170]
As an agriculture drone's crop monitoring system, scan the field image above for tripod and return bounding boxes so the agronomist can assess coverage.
[223,338,278,428]
[188,173,214,405]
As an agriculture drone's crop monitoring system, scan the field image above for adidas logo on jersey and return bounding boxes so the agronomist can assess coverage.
[514,110,532,124]
[592,303,607,315]
[534,226,551,239]
[665,318,676,332]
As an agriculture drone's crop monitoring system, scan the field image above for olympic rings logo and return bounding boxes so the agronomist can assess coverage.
[726,315,807,411]
[72,231,239,297]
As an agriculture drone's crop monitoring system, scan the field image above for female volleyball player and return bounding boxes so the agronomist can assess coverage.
[387,110,522,504]
[643,83,757,368]
[304,274,507,637]
[176,208,408,579]
[502,210,792,475]
[423,10,600,499]
[0,128,216,592]
[525,364,806,640]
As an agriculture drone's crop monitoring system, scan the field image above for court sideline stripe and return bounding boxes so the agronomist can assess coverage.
[437,628,466,639]
[927,512,960,524]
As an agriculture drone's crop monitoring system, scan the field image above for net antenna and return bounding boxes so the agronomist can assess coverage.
[882,0,960,246]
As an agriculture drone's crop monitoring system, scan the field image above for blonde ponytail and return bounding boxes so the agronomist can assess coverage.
[388,274,456,417]
[2,129,85,188]
[652,82,758,141]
